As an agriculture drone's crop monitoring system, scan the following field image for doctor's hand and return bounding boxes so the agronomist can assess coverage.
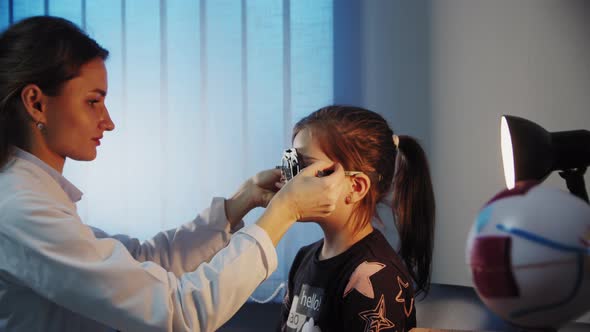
[247,168,283,208]
[256,160,346,245]
[225,168,282,227]
[273,160,345,221]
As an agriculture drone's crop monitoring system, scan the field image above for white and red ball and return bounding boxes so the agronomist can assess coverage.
[466,182,590,329]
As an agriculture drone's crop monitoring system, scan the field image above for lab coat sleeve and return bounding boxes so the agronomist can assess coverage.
[89,197,244,276]
[0,192,277,332]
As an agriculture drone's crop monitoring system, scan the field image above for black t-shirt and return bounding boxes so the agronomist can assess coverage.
[278,229,416,332]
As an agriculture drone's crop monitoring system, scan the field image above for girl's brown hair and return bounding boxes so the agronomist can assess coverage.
[293,105,435,296]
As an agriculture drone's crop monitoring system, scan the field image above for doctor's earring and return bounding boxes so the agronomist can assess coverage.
[36,122,47,134]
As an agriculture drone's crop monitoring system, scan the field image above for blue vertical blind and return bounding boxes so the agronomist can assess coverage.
[1,0,333,302]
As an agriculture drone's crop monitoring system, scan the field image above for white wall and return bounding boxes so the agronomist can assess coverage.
[360,0,590,326]
[362,0,590,286]
[429,0,590,287]
[360,0,432,150]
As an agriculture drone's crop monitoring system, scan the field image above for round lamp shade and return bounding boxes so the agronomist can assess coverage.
[500,115,590,190]
[501,116,553,189]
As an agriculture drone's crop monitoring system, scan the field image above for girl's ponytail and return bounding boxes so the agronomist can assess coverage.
[392,135,435,296]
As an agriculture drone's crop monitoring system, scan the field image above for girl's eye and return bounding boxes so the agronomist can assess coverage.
[88,99,100,106]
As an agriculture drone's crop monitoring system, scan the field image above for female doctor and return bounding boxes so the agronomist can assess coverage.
[0,16,345,332]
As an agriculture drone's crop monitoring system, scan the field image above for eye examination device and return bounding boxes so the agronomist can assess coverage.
[277,148,361,181]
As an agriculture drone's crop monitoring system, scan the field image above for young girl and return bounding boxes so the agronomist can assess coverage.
[278,106,435,332]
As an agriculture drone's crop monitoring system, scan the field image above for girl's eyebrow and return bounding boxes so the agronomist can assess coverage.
[297,152,317,161]
[301,157,318,167]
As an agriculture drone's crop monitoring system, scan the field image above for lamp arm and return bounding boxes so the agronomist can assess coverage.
[558,167,589,203]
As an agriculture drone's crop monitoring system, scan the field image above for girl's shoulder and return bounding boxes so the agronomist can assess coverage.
[353,229,399,260]
[348,230,412,279]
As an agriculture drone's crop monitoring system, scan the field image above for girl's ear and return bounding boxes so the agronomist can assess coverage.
[347,173,371,204]
[20,84,47,123]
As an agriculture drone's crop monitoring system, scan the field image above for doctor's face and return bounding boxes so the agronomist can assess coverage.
[43,57,115,162]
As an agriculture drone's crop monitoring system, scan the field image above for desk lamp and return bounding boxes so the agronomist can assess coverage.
[500,115,590,201]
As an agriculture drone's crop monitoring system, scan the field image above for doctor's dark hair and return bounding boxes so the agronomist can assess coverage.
[0,16,109,168]
[293,105,435,296]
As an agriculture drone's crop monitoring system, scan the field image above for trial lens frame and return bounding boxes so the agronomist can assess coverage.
[276,148,362,181]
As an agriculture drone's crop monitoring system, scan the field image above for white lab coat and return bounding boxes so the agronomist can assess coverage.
[0,148,277,332]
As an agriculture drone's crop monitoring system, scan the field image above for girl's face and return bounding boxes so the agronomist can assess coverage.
[43,57,114,162]
[292,127,351,224]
